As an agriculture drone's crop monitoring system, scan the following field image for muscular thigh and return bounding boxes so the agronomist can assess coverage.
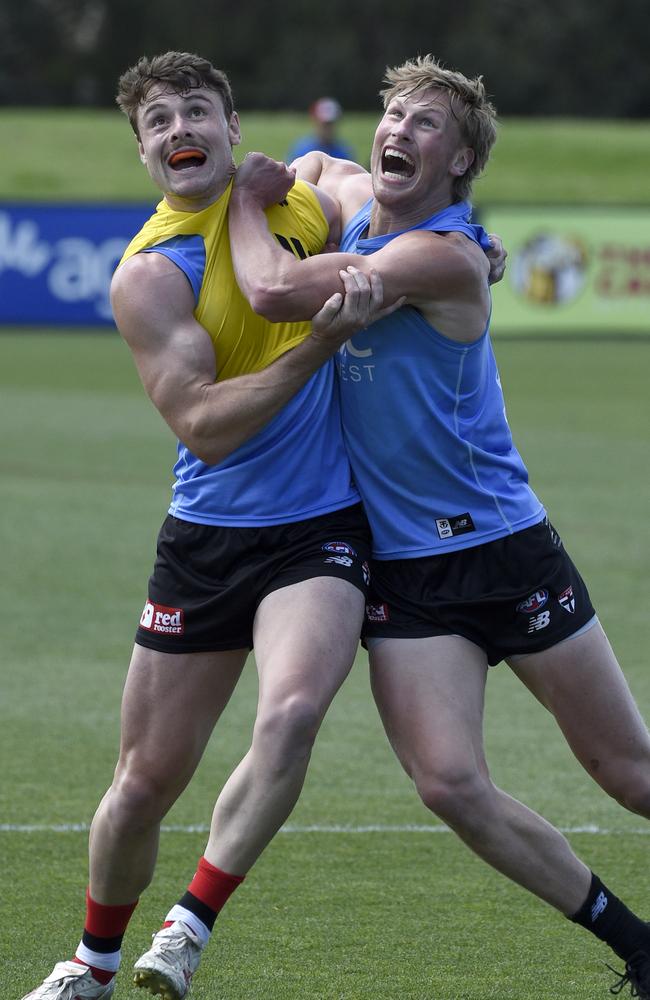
[369,635,489,781]
[253,576,365,711]
[119,644,247,777]
[507,623,650,779]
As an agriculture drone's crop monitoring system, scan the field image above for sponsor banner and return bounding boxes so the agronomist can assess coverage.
[0,202,154,325]
[480,205,650,334]
[6,201,647,332]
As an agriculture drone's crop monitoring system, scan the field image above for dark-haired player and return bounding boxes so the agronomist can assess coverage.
[20,50,401,1000]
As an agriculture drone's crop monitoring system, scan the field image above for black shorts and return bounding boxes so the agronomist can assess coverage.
[363,517,595,666]
[136,504,371,653]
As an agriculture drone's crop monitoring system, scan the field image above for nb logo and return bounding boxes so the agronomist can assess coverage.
[591,891,608,922]
[527,610,551,633]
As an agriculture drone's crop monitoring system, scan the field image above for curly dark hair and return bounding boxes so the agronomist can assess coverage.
[116,51,234,136]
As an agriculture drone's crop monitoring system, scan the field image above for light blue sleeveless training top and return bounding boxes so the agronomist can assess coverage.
[144,236,359,526]
[337,199,544,559]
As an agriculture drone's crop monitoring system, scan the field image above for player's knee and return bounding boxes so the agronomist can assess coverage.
[581,751,650,817]
[414,766,489,824]
[109,765,181,827]
[254,694,322,759]
[610,770,650,817]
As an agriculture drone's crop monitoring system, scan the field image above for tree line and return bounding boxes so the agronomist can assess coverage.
[3,0,649,117]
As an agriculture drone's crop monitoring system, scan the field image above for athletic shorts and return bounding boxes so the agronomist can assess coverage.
[363,517,595,666]
[135,503,371,653]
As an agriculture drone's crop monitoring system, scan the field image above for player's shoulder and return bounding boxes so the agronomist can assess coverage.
[379,230,489,302]
[293,151,368,186]
[113,247,176,287]
[111,250,192,324]
[321,154,369,189]
[396,229,489,275]
[317,157,372,224]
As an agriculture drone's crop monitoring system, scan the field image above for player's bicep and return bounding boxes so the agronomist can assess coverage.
[372,233,487,306]
[111,254,216,429]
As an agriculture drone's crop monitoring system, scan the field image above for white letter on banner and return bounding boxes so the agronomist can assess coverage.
[47,236,128,319]
[48,237,96,301]
[0,214,51,275]
[94,238,129,319]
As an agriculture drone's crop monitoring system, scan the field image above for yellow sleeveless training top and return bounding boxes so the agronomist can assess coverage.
[119,179,329,382]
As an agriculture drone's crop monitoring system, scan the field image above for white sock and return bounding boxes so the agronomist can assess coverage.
[75,940,121,972]
[165,904,210,946]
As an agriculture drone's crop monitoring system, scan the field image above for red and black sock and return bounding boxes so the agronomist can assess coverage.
[166,857,244,936]
[73,888,138,983]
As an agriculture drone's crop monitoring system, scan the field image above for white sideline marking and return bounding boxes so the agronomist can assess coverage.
[1,822,649,835]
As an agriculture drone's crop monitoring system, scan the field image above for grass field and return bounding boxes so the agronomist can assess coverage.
[2,330,649,999]
[6,108,650,205]
[3,105,650,998]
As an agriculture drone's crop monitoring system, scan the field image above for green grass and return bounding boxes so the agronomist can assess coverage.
[6,108,650,204]
[2,332,650,998]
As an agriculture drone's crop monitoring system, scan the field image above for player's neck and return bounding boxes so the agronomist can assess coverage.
[369,191,453,237]
[163,177,232,214]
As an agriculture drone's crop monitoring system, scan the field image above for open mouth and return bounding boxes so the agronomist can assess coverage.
[381,147,415,180]
[168,149,207,171]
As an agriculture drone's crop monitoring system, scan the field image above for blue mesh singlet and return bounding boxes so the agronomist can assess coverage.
[119,180,360,526]
[337,200,544,558]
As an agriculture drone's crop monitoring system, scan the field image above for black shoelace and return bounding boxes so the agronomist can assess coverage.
[607,961,643,997]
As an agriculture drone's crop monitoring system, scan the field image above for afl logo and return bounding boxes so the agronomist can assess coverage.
[516,589,549,614]
[322,541,357,557]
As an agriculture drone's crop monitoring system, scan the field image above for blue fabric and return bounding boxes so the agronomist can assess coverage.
[344,198,492,254]
[168,361,359,526]
[139,234,359,526]
[337,200,544,559]
[287,136,356,163]
[142,234,206,304]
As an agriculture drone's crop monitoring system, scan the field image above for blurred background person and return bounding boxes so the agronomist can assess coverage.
[287,96,356,163]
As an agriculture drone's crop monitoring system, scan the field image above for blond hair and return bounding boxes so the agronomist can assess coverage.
[116,51,234,137]
[380,55,497,201]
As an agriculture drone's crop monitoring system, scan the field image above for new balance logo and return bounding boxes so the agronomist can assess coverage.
[435,512,475,539]
[527,610,551,633]
[324,555,353,568]
[591,891,608,922]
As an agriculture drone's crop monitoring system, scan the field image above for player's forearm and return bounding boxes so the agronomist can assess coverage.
[228,190,346,321]
[180,336,334,465]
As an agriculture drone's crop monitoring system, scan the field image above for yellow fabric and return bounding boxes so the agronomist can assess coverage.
[120,180,329,381]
